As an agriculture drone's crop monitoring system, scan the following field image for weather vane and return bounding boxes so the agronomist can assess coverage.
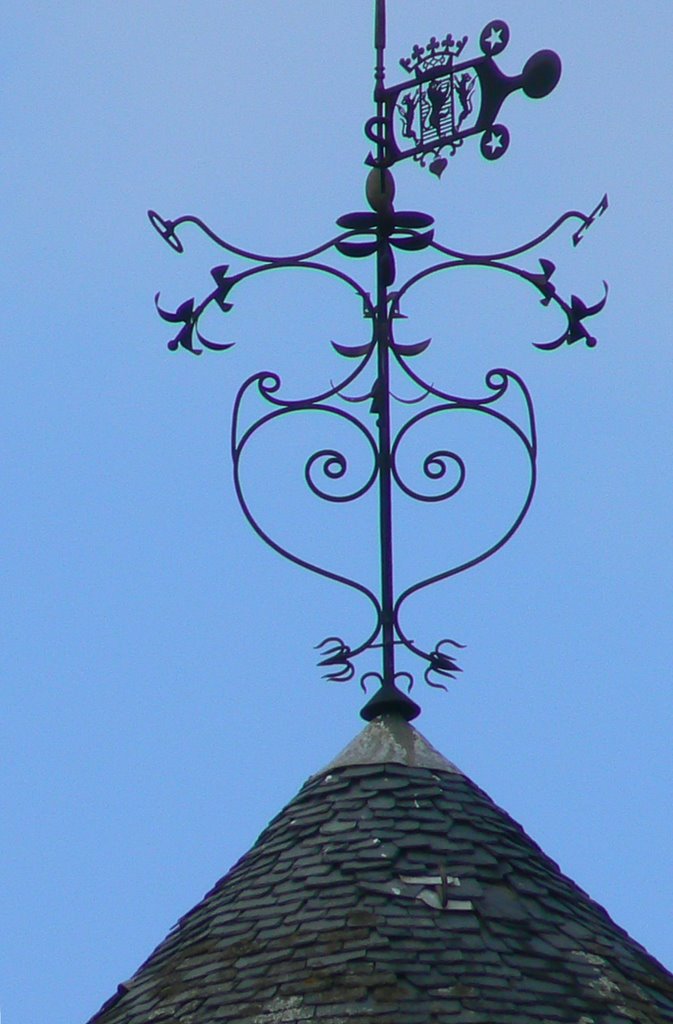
[149,0,607,722]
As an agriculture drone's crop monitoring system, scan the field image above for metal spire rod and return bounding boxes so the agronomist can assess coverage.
[363,0,419,720]
[369,160,404,718]
[149,4,607,722]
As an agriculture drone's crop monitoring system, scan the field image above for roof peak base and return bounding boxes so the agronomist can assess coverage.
[316,712,462,777]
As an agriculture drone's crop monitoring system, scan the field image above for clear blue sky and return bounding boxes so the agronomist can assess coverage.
[2,3,672,1022]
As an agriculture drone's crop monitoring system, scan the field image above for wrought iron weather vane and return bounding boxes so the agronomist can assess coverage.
[150,1,607,722]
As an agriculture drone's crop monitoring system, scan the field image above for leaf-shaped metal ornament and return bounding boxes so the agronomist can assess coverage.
[391,338,432,357]
[331,341,375,358]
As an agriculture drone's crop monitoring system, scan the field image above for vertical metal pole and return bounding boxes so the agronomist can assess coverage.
[374,0,386,149]
[374,0,395,689]
[361,0,420,721]
[376,241,395,690]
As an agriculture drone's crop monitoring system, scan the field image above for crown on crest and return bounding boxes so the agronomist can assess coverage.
[400,34,468,77]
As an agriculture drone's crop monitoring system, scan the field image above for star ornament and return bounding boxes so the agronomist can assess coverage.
[480,19,509,57]
[480,123,510,161]
[485,27,503,50]
[486,132,503,155]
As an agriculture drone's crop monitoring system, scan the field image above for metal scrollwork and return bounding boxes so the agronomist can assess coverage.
[391,413,467,504]
[151,2,607,722]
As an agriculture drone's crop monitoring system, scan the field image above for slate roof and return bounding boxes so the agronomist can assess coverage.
[87,714,673,1024]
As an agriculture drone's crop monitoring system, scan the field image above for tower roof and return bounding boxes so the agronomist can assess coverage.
[87,715,673,1024]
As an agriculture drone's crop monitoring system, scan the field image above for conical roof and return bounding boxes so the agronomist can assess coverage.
[88,714,673,1024]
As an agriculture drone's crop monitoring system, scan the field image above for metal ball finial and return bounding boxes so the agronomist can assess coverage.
[366,167,395,213]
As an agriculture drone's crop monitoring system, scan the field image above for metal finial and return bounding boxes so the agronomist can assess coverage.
[149,7,607,722]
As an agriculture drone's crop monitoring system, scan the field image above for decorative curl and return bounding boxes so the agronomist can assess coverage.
[424,451,466,490]
[305,442,379,504]
[392,407,467,503]
[360,671,384,694]
[362,671,414,694]
[394,671,415,693]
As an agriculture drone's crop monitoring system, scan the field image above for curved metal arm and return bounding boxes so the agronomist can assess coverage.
[429,195,608,262]
[149,209,363,265]
[391,370,537,689]
[232,373,383,663]
[395,253,608,352]
[155,256,375,363]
